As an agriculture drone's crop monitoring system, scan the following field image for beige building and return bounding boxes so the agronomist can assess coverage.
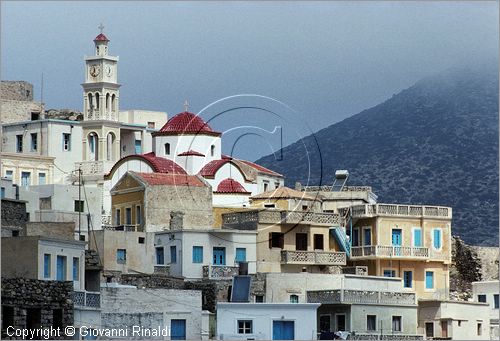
[0,81,44,124]
[418,300,491,340]
[222,189,346,273]
[110,171,214,232]
[332,203,452,301]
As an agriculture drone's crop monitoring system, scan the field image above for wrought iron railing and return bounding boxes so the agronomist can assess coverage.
[350,245,429,259]
[73,291,100,308]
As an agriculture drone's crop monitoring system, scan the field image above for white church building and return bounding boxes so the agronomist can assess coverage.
[2,27,284,228]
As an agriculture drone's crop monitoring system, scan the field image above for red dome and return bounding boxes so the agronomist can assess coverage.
[154,111,221,136]
[94,33,109,42]
[215,178,250,194]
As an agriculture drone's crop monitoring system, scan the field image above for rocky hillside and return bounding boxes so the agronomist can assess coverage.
[257,65,498,246]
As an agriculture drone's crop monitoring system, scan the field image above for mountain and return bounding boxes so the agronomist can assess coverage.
[256,65,499,246]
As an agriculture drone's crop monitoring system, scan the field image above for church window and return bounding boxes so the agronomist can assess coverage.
[88,93,94,109]
[111,94,116,111]
[164,143,170,155]
[106,93,110,110]
[211,145,215,157]
[95,93,100,109]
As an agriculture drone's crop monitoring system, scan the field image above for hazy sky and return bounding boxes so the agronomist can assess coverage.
[1,1,498,160]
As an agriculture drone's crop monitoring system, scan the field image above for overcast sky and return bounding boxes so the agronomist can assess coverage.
[1,1,498,160]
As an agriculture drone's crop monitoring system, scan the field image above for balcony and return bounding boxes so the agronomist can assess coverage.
[103,224,144,232]
[307,289,416,306]
[281,250,346,265]
[349,204,452,219]
[351,245,429,259]
[73,290,100,309]
[202,265,239,279]
[222,210,340,230]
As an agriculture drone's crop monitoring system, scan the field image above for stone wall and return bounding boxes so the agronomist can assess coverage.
[1,199,27,236]
[1,278,74,340]
[1,81,33,101]
[24,221,75,240]
[471,245,499,281]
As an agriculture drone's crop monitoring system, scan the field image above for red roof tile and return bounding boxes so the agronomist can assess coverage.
[94,33,109,42]
[215,178,250,194]
[154,111,221,136]
[199,159,230,178]
[140,152,186,174]
[177,150,205,157]
[132,172,205,187]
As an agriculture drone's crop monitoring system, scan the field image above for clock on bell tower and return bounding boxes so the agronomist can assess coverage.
[82,24,121,121]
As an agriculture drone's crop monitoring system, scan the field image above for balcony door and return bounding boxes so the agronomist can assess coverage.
[392,229,402,256]
[296,233,308,251]
[213,247,226,265]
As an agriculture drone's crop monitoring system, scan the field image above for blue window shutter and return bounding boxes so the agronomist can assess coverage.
[170,246,177,263]
[235,248,246,262]
[434,230,441,249]
[192,246,203,263]
[73,258,79,281]
[414,229,422,247]
[44,254,51,278]
[425,271,434,289]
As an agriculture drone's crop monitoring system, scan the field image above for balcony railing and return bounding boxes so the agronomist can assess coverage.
[349,204,452,219]
[73,291,100,309]
[349,334,423,340]
[281,250,346,265]
[222,210,340,229]
[302,185,373,192]
[102,224,144,232]
[202,265,239,279]
[307,289,416,306]
[351,245,429,259]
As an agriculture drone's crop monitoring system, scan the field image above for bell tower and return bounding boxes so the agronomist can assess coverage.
[82,24,120,121]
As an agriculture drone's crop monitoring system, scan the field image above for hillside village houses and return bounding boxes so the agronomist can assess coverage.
[0,27,496,341]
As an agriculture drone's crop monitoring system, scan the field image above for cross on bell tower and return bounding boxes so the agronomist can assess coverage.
[184,100,190,112]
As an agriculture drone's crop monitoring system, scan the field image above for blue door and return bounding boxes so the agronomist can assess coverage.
[392,229,402,256]
[273,321,294,340]
[171,319,186,340]
[56,256,66,281]
[213,247,226,265]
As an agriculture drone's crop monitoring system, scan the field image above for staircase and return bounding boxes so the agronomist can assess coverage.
[331,227,351,258]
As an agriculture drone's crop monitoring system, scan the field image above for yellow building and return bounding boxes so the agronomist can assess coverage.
[333,203,452,300]
[222,187,346,273]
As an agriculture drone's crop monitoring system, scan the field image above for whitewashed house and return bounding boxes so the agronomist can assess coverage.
[472,280,499,339]
[154,229,257,280]
[217,302,320,340]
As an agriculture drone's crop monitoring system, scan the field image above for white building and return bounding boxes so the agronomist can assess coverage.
[472,280,499,340]
[100,286,205,340]
[154,229,257,280]
[418,299,491,340]
[217,302,320,340]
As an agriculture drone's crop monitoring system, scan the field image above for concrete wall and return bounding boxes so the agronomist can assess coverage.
[350,304,417,335]
[418,300,491,340]
[1,237,38,279]
[25,221,75,240]
[91,230,155,275]
[264,273,404,303]
[101,287,203,339]
[472,281,499,321]
[217,303,319,340]
[1,198,28,235]
[145,182,214,231]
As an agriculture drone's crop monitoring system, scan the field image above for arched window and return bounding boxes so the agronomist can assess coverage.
[88,133,99,161]
[111,94,116,112]
[88,93,94,109]
[290,295,299,303]
[106,93,110,111]
[211,145,215,157]
[164,143,170,155]
[106,133,115,161]
[95,93,100,109]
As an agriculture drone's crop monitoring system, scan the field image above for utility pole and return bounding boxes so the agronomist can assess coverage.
[78,168,82,239]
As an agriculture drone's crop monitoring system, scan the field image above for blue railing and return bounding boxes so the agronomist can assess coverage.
[331,227,351,258]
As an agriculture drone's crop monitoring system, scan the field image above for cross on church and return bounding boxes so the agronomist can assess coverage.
[184,100,189,112]
[98,23,104,34]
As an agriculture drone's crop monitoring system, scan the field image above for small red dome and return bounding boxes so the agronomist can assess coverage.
[94,33,109,42]
[155,111,221,136]
[215,178,250,194]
